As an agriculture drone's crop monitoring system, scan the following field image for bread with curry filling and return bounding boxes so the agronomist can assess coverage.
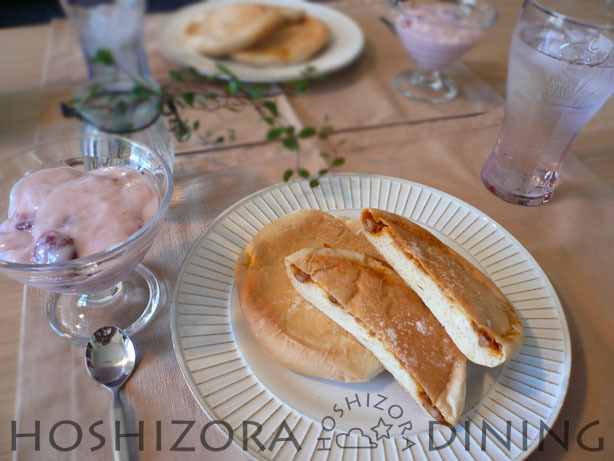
[286,247,467,424]
[360,208,524,367]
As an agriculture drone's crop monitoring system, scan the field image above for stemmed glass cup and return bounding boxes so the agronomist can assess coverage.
[389,0,498,103]
[0,135,172,345]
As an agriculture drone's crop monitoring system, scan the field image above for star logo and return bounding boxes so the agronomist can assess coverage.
[370,417,392,441]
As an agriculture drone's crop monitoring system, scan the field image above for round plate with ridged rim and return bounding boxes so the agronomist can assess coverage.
[171,174,571,460]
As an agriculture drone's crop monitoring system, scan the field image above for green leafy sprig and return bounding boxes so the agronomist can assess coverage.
[69,49,345,187]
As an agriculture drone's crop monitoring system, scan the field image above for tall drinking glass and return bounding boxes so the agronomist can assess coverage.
[60,0,150,79]
[481,0,614,206]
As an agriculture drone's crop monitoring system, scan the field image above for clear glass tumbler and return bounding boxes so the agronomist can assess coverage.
[481,0,614,206]
[60,0,150,78]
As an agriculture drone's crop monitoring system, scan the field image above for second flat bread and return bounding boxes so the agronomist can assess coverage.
[184,4,300,56]
[231,16,330,67]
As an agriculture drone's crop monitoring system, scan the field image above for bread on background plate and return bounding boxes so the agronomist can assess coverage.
[360,208,524,367]
[234,210,384,383]
[231,16,330,67]
[286,247,467,424]
[183,3,304,56]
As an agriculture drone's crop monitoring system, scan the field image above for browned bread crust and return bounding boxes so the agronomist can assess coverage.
[235,210,384,382]
[361,208,524,367]
[231,16,330,67]
[286,248,466,424]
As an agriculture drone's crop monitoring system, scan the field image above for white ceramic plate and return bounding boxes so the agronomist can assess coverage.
[171,174,571,460]
[158,0,365,82]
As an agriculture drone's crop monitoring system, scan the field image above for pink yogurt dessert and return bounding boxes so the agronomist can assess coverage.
[394,3,484,71]
[0,166,158,264]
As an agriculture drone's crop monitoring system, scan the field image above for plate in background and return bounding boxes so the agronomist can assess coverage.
[158,0,365,82]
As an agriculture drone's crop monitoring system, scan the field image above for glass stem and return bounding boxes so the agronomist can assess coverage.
[411,69,444,90]
[77,282,123,307]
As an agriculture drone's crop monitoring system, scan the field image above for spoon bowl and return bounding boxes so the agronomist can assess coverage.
[86,326,136,389]
[86,326,136,461]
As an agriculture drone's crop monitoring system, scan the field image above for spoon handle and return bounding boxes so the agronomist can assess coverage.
[111,390,132,461]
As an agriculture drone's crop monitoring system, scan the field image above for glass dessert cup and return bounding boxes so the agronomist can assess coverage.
[389,0,498,103]
[0,136,173,345]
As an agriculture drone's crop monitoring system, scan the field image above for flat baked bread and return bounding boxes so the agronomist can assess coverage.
[183,4,304,56]
[231,16,330,67]
[361,208,524,367]
[235,210,384,383]
[286,248,467,424]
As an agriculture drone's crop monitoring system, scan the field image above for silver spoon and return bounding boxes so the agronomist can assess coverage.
[85,326,136,461]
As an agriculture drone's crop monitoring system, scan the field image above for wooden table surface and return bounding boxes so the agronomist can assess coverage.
[0,1,612,459]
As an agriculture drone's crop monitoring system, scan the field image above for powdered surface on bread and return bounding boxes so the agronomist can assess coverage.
[286,247,466,423]
[235,210,384,383]
[361,208,524,366]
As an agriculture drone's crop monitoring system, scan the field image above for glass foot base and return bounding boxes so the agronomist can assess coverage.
[394,69,457,103]
[46,264,161,345]
[481,175,553,206]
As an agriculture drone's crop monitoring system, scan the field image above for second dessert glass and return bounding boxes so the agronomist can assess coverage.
[0,135,173,345]
[389,0,498,103]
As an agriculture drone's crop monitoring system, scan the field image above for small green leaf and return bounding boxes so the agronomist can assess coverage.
[131,84,151,99]
[228,79,239,95]
[267,128,284,140]
[298,127,316,138]
[283,169,294,182]
[90,49,115,66]
[215,62,237,78]
[114,100,127,115]
[181,92,195,106]
[88,83,102,98]
[295,81,308,93]
[333,157,345,166]
[248,87,262,100]
[187,67,200,78]
[193,120,200,130]
[319,152,330,159]
[302,65,317,76]
[214,136,225,144]
[174,120,191,141]
[263,117,275,126]
[282,137,299,152]
[309,179,320,188]
[319,125,334,139]
[318,168,329,176]
[297,168,310,178]
[285,126,295,136]
[169,69,185,82]
[263,101,278,117]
